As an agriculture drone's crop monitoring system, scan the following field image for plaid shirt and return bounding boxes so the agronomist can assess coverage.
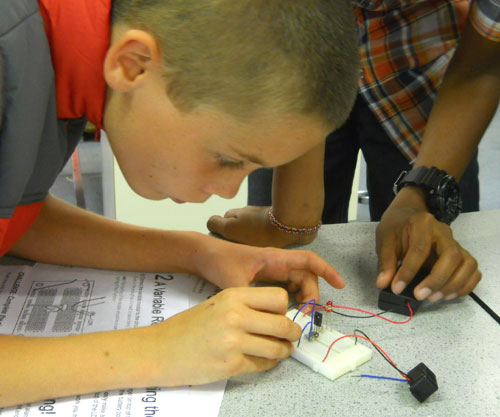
[471,0,500,41]
[354,0,500,162]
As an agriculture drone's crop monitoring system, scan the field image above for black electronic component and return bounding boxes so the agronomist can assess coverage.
[407,362,438,402]
[313,311,323,327]
[312,311,323,337]
[378,268,430,316]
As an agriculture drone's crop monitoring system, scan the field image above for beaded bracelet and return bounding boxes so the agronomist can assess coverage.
[268,207,322,235]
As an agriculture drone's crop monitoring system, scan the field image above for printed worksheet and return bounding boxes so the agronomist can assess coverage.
[0,263,226,417]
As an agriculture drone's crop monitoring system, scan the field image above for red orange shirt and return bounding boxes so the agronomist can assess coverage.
[0,0,110,257]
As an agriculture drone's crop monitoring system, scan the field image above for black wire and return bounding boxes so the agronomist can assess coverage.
[353,329,410,380]
[289,302,393,319]
[332,310,391,319]
[288,302,304,311]
[469,292,500,326]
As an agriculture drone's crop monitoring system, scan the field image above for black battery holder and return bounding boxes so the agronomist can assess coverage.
[378,268,431,316]
[407,362,438,402]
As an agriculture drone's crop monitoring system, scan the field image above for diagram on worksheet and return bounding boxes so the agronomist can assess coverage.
[0,263,226,417]
[13,278,102,335]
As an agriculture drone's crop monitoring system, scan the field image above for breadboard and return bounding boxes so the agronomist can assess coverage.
[286,308,372,380]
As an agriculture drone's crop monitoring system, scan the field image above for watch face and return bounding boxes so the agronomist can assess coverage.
[429,175,462,224]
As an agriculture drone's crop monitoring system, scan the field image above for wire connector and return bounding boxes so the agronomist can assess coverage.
[407,362,438,402]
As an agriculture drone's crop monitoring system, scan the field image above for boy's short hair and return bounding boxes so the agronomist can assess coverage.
[112,0,360,127]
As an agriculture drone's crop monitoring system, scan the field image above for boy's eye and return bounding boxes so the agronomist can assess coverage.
[217,154,244,169]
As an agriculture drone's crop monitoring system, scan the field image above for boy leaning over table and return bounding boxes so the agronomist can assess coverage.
[0,0,359,407]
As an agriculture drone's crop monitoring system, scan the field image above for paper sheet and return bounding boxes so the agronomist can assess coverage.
[0,263,226,417]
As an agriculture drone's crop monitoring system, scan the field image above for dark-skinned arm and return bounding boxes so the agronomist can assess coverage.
[207,142,325,247]
[377,19,500,302]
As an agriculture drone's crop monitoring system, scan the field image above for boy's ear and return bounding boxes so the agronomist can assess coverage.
[104,29,162,92]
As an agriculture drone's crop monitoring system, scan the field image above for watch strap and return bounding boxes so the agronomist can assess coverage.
[393,166,461,224]
[394,166,446,194]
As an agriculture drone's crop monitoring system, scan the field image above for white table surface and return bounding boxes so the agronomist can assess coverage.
[218,211,500,417]
[1,211,498,416]
[452,210,500,315]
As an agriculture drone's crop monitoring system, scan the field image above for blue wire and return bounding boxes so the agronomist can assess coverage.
[297,321,312,347]
[292,299,316,346]
[292,299,316,322]
[359,374,408,383]
[308,299,316,342]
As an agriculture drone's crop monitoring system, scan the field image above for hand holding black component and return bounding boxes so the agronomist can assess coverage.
[376,188,481,302]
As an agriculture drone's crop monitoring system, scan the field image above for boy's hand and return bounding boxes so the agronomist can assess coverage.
[376,197,481,302]
[194,236,344,303]
[0,288,302,406]
[207,206,318,248]
[154,287,301,386]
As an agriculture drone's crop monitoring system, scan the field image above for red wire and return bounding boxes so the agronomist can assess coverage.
[322,334,410,381]
[310,302,414,324]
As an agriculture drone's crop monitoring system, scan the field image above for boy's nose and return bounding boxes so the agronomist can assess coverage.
[215,181,241,199]
[205,175,245,200]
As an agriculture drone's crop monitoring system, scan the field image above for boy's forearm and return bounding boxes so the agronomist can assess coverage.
[0,327,160,407]
[272,141,325,225]
[9,194,210,274]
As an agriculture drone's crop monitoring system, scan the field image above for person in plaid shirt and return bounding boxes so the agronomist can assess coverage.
[376,0,500,299]
[209,0,500,303]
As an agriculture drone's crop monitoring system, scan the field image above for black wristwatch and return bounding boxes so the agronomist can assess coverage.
[393,166,462,224]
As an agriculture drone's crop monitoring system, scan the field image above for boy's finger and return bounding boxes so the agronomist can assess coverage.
[242,335,294,359]
[207,215,225,234]
[393,226,432,294]
[290,272,319,302]
[456,269,482,297]
[286,250,344,289]
[287,281,300,293]
[223,208,240,218]
[376,233,398,288]
[434,253,478,300]
[238,355,278,375]
[244,311,301,342]
[207,215,242,241]
[411,237,463,299]
[238,287,289,314]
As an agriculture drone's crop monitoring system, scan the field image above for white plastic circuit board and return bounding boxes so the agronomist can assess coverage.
[286,308,372,381]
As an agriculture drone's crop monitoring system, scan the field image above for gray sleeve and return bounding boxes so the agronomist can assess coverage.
[0,51,4,133]
[0,0,71,217]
